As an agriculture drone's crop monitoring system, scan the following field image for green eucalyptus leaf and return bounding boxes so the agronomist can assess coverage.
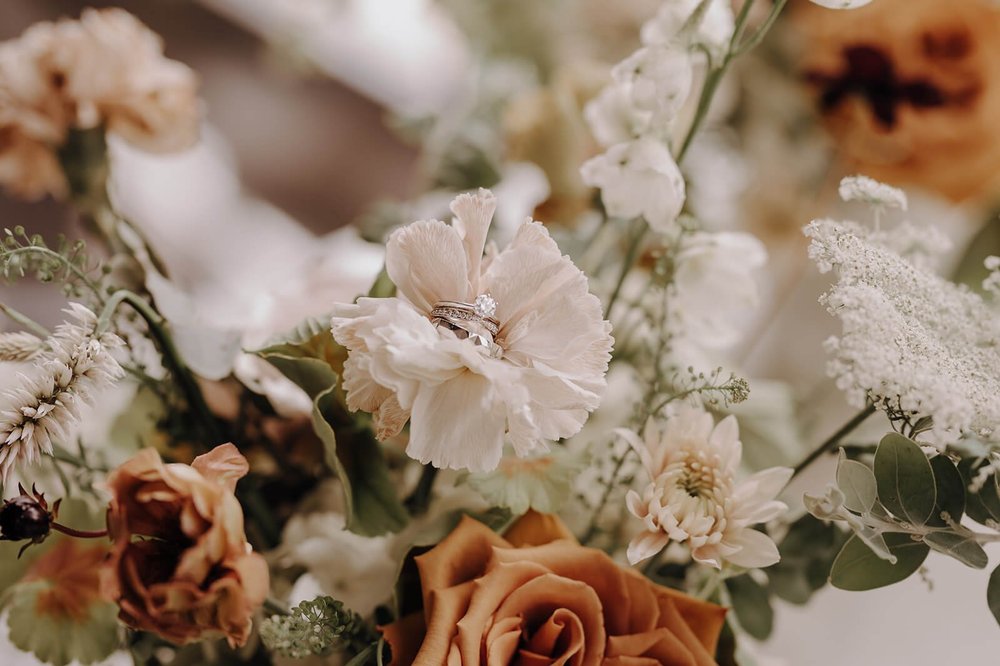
[768,514,848,605]
[837,452,877,514]
[924,531,988,569]
[988,564,1000,628]
[958,457,1000,526]
[256,331,407,536]
[830,533,929,591]
[725,575,773,640]
[928,455,965,526]
[873,433,936,526]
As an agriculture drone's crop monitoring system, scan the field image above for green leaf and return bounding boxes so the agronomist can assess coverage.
[768,514,848,605]
[837,452,877,514]
[256,331,407,536]
[988,564,1000,628]
[924,531,988,569]
[928,455,965,526]
[958,457,1000,526]
[725,575,773,640]
[873,433,936,526]
[830,533,929,591]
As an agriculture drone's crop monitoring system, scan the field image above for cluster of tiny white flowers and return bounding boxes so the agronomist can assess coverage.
[806,218,1000,444]
[0,303,124,480]
[838,175,908,211]
[580,0,735,233]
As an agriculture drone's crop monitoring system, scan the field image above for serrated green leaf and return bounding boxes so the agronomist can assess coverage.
[988,564,1000,628]
[725,575,773,640]
[837,452,877,514]
[958,457,1000,526]
[256,331,407,536]
[928,455,965,526]
[873,433,936,526]
[830,533,929,591]
[924,531,988,569]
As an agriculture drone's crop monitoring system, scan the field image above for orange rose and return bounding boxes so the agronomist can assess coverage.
[796,0,1000,202]
[383,511,726,665]
[101,444,269,647]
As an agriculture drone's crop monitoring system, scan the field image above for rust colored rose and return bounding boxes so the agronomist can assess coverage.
[101,444,269,647]
[796,0,1000,202]
[383,511,726,665]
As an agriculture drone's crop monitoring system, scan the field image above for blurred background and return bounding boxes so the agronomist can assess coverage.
[2,1,1000,664]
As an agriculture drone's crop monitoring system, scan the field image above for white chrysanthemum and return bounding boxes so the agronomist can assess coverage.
[331,189,613,473]
[838,175,907,211]
[620,407,791,568]
[580,137,686,232]
[806,219,1000,444]
[0,303,124,480]
[640,0,736,60]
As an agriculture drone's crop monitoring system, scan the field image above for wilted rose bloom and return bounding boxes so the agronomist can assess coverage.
[796,0,1000,202]
[0,8,199,199]
[101,444,268,647]
[383,511,727,665]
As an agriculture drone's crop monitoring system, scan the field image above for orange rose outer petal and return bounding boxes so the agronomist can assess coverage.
[382,511,727,666]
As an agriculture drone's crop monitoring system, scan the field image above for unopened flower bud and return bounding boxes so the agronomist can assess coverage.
[0,495,52,541]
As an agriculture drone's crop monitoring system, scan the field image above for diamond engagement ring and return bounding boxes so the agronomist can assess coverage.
[431,294,502,357]
[430,294,500,336]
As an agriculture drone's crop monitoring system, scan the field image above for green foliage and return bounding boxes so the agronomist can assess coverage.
[830,533,929,591]
[837,456,877,514]
[988,564,1000,629]
[254,329,408,536]
[767,514,848,605]
[958,456,1000,526]
[0,227,104,302]
[725,574,773,640]
[923,532,987,569]
[873,433,936,526]
[260,596,378,660]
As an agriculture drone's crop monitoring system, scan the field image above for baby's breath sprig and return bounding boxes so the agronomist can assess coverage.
[260,596,380,660]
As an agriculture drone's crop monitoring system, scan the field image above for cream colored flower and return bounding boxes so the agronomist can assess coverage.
[331,189,613,473]
[620,407,791,569]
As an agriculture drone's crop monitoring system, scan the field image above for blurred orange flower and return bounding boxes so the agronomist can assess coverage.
[796,0,1000,202]
[101,444,268,647]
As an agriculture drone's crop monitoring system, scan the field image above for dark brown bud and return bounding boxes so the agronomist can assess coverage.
[0,494,52,541]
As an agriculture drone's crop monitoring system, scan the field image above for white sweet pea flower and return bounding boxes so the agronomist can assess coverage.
[808,0,874,8]
[612,46,693,125]
[331,189,613,473]
[583,83,653,148]
[640,0,736,60]
[619,407,792,569]
[580,137,686,232]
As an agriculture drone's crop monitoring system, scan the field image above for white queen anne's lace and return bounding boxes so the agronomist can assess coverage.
[0,303,124,480]
[806,218,1000,444]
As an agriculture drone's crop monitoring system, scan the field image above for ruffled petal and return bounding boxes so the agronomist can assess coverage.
[386,219,471,314]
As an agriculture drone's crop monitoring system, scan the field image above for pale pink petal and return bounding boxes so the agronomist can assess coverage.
[406,371,506,472]
[386,219,471,314]
[627,531,670,565]
[449,188,495,295]
[722,528,781,569]
[373,394,410,440]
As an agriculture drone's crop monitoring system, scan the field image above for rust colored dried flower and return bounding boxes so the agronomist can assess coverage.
[101,444,269,647]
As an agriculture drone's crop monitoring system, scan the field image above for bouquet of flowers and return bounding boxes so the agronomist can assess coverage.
[2,0,1000,664]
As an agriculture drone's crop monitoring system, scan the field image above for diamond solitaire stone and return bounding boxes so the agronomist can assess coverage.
[474,293,497,318]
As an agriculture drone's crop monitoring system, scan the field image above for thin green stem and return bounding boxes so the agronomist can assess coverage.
[0,303,50,338]
[51,523,108,539]
[2,246,104,303]
[733,0,789,57]
[581,449,635,545]
[404,465,439,516]
[606,221,648,316]
[790,404,878,480]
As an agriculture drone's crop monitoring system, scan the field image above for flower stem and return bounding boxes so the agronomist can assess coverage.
[0,303,50,338]
[50,523,108,539]
[405,465,439,516]
[606,220,648,316]
[790,404,878,480]
[581,449,634,545]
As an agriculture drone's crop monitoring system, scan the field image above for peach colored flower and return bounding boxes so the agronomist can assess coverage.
[101,444,268,647]
[0,8,199,199]
[796,0,1000,202]
[331,189,613,473]
[382,511,727,665]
